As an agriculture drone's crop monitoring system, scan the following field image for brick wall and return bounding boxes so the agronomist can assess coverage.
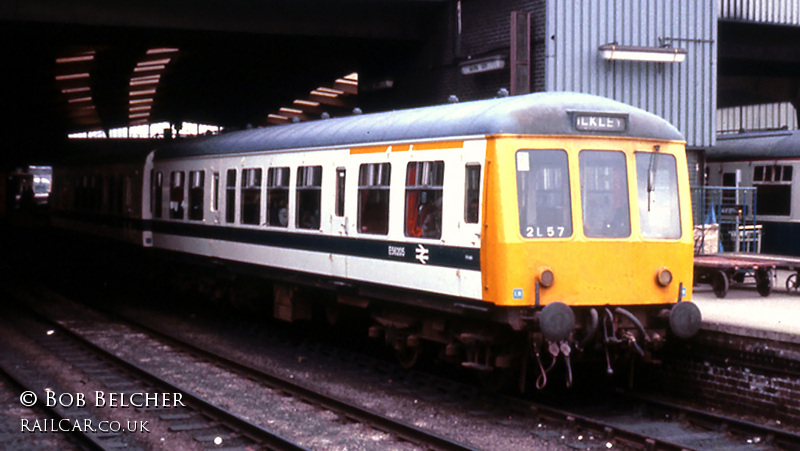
[637,330,800,426]
[365,0,547,109]
[454,0,545,102]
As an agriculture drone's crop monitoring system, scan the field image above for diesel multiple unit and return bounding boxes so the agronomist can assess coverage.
[51,92,701,388]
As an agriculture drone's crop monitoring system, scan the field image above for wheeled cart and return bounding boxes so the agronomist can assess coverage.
[694,254,775,298]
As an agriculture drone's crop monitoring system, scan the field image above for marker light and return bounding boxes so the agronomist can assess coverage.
[538,267,555,288]
[656,267,673,287]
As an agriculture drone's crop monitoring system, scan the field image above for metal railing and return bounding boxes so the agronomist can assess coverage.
[691,186,759,254]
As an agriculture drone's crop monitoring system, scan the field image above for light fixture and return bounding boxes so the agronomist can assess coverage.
[599,43,686,63]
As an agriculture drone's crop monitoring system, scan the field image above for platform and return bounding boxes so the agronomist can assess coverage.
[693,269,800,345]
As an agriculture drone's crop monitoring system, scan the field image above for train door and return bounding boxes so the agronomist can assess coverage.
[331,166,348,235]
[209,170,221,225]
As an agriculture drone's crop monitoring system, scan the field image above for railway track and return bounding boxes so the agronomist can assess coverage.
[0,369,91,451]
[99,290,800,451]
[3,287,479,451]
[101,305,800,450]
[0,301,307,450]
[509,392,800,450]
[8,284,800,450]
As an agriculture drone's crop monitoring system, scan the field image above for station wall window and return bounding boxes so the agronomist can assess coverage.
[580,150,630,238]
[152,171,163,218]
[225,169,236,223]
[267,167,290,227]
[189,170,205,221]
[335,168,346,217]
[464,164,481,224]
[297,166,322,229]
[170,171,185,219]
[241,168,262,225]
[754,164,792,216]
[516,150,572,238]
[405,161,444,239]
[358,163,391,235]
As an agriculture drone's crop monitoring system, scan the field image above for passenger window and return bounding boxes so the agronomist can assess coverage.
[358,163,391,235]
[152,171,163,218]
[516,150,572,238]
[169,171,185,219]
[464,164,481,223]
[335,168,346,217]
[405,161,444,239]
[241,168,262,225]
[267,167,290,227]
[754,164,793,216]
[225,169,236,223]
[580,150,630,238]
[189,170,205,221]
[297,166,322,229]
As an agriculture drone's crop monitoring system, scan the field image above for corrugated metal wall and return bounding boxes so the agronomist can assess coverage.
[720,0,800,25]
[717,102,798,134]
[545,0,717,149]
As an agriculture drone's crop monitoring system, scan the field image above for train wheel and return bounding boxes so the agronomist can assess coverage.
[786,273,800,293]
[394,345,421,369]
[755,268,772,297]
[711,270,729,298]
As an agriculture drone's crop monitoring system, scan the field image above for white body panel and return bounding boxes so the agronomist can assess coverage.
[148,139,487,300]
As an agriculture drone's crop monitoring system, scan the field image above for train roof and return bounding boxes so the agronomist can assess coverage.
[708,129,800,161]
[154,92,684,161]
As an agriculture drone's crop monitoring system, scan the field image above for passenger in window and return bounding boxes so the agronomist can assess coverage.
[276,198,288,227]
[300,208,319,229]
[419,195,442,238]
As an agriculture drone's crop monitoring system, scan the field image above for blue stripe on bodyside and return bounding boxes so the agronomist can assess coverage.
[53,211,481,270]
[151,220,481,270]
